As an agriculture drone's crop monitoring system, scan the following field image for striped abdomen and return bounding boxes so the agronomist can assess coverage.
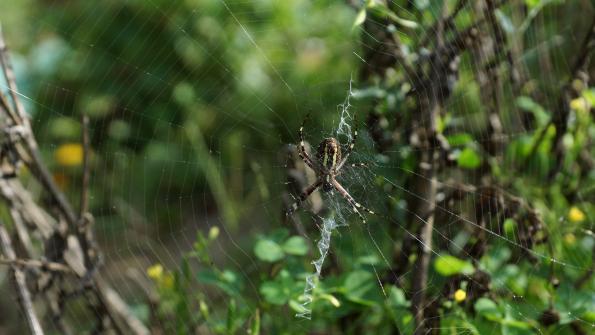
[316,138,341,192]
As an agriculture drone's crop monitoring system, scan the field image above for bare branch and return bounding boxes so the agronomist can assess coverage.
[0,27,149,335]
[0,223,44,335]
[0,25,27,126]
[0,257,73,273]
[411,4,449,333]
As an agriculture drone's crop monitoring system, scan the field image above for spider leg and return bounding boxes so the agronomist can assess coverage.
[298,116,315,170]
[286,180,322,216]
[331,178,375,223]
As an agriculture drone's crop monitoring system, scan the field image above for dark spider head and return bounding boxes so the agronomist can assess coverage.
[316,137,341,192]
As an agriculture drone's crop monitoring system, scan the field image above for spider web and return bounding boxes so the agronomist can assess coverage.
[0,0,593,334]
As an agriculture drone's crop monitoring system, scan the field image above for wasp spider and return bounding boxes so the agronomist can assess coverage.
[286,115,375,223]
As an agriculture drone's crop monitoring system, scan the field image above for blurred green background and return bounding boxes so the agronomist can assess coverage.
[2,0,358,242]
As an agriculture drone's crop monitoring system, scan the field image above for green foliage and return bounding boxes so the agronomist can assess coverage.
[434,255,474,277]
[282,236,309,256]
[254,238,285,263]
[456,147,482,169]
[260,270,300,305]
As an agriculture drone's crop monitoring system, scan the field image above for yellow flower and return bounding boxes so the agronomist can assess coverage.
[454,289,466,303]
[569,98,587,112]
[208,226,220,240]
[55,143,83,167]
[568,206,585,223]
[147,264,164,280]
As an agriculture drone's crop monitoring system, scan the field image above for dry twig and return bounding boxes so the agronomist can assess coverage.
[0,223,44,335]
[0,28,148,335]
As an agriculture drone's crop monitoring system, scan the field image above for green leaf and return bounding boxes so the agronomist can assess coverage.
[282,236,309,256]
[260,270,296,305]
[525,0,540,9]
[503,218,516,238]
[436,113,452,133]
[582,88,595,106]
[434,255,474,276]
[516,96,549,127]
[268,228,290,243]
[495,10,514,34]
[367,2,418,29]
[447,133,474,147]
[343,270,376,304]
[260,281,286,305]
[502,305,534,334]
[475,298,502,321]
[250,309,260,335]
[413,0,430,10]
[356,254,381,266]
[457,147,481,169]
[172,81,196,106]
[581,310,595,323]
[197,269,243,296]
[289,299,308,314]
[353,8,367,29]
[49,117,82,140]
[254,239,284,262]
[226,299,238,334]
[387,286,410,308]
[480,245,511,272]
[556,282,593,324]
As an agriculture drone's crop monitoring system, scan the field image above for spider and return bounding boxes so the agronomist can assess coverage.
[286,115,375,223]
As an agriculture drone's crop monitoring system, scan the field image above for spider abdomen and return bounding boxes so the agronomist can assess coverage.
[316,138,341,193]
[317,138,342,173]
